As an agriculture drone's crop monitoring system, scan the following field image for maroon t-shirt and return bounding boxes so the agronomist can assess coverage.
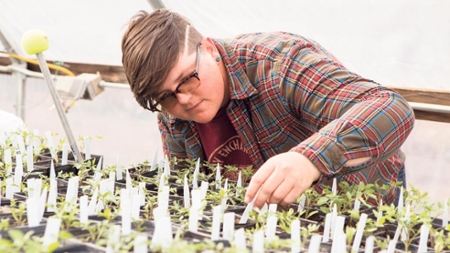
[196,107,252,180]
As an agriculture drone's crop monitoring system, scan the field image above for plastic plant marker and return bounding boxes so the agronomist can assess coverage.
[134,233,148,253]
[351,213,368,252]
[65,176,79,204]
[191,189,203,219]
[193,158,200,189]
[84,136,91,160]
[45,131,56,159]
[215,163,221,190]
[332,216,345,242]
[224,178,228,191]
[397,187,404,213]
[363,236,374,253]
[79,195,88,224]
[47,179,57,212]
[269,203,277,214]
[131,194,141,220]
[26,197,39,228]
[234,228,247,250]
[5,177,13,199]
[376,199,383,225]
[401,204,411,242]
[27,178,36,198]
[308,234,322,253]
[151,216,173,250]
[26,145,34,172]
[131,187,138,198]
[121,198,132,236]
[189,206,199,232]
[200,181,209,201]
[120,188,130,215]
[291,219,301,253]
[211,205,222,241]
[443,198,448,228]
[43,217,61,247]
[323,213,332,243]
[139,182,146,206]
[158,173,166,192]
[237,170,242,187]
[387,225,401,253]
[184,174,190,208]
[260,203,268,214]
[331,232,346,253]
[14,150,24,190]
[221,192,228,212]
[163,155,170,176]
[35,178,42,197]
[61,143,69,165]
[297,194,306,213]
[32,129,40,154]
[38,187,48,222]
[223,212,235,241]
[151,147,158,171]
[126,169,132,190]
[330,204,337,238]
[418,224,430,253]
[239,197,255,224]
[354,198,361,212]
[109,171,115,182]
[88,187,99,215]
[332,178,337,195]
[252,229,265,253]
[112,157,121,180]
[4,149,12,175]
[50,160,56,182]
[16,134,25,154]
[265,215,277,242]
[107,225,121,253]
[158,185,170,209]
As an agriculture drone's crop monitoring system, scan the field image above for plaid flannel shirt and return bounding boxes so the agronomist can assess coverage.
[158,32,415,204]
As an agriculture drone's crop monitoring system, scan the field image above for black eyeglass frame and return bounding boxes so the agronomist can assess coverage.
[148,44,202,112]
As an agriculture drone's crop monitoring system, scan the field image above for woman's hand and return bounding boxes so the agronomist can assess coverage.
[244,152,322,209]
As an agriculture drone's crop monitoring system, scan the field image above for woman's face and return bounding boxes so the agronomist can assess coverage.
[157,38,229,123]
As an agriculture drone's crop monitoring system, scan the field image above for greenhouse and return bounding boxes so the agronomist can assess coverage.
[0,0,449,252]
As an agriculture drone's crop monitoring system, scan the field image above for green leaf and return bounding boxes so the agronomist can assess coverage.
[7,229,24,242]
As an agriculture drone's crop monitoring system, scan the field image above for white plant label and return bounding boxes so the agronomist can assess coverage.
[79,195,88,224]
[50,160,56,182]
[239,198,254,224]
[14,150,24,188]
[351,213,368,252]
[121,198,132,236]
[234,228,246,250]
[199,181,209,201]
[308,234,322,253]
[5,177,13,199]
[215,163,221,190]
[237,170,242,188]
[131,194,141,220]
[43,217,61,247]
[322,213,332,243]
[65,176,79,204]
[265,215,277,242]
[418,224,430,253]
[138,182,146,206]
[223,212,235,241]
[61,143,69,165]
[16,134,26,154]
[332,216,345,242]
[364,235,375,253]
[116,156,123,181]
[188,206,199,232]
[184,174,190,208]
[47,179,57,212]
[354,198,361,212]
[84,136,91,160]
[211,205,222,241]
[332,177,337,195]
[134,233,148,253]
[151,147,158,171]
[191,189,203,220]
[26,197,40,227]
[126,169,132,190]
[397,187,404,213]
[4,149,12,175]
[164,155,170,176]
[252,230,265,253]
[38,187,48,222]
[151,216,173,250]
[27,178,36,198]
[291,219,301,253]
[45,131,56,159]
[26,145,34,172]
[192,158,200,189]
[297,194,306,213]
[88,188,99,215]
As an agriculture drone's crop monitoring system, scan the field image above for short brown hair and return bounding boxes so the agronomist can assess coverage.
[121,9,203,111]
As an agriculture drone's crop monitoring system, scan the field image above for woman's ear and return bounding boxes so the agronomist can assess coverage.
[201,37,218,57]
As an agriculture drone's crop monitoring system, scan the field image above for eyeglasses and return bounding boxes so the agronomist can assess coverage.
[149,45,201,112]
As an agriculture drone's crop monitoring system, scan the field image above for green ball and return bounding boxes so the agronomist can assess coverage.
[21,29,50,55]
